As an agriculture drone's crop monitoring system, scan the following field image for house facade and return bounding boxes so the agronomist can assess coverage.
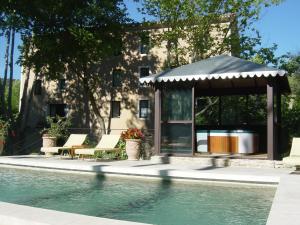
[19,19,237,151]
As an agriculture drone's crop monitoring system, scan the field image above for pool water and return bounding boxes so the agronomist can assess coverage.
[0,167,275,225]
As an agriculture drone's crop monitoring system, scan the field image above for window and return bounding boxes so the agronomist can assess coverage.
[112,69,122,87]
[49,104,67,117]
[139,67,149,78]
[34,79,42,95]
[139,100,149,118]
[58,79,66,91]
[111,101,121,118]
[139,33,150,54]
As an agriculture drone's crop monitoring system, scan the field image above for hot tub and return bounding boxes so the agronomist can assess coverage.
[196,130,258,154]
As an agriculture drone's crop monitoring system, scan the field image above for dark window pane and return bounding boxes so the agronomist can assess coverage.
[161,123,192,154]
[34,80,42,95]
[49,104,67,117]
[139,67,149,78]
[162,89,192,121]
[139,33,150,54]
[112,70,122,87]
[59,79,66,91]
[111,101,120,118]
[139,100,149,118]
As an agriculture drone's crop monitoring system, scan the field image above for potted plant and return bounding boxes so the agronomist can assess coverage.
[121,128,144,160]
[41,116,72,151]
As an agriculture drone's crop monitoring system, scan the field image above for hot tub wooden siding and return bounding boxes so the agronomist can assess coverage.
[208,136,239,154]
[197,130,259,154]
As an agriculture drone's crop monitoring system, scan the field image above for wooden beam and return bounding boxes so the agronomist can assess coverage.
[267,80,278,160]
[192,86,195,155]
[276,85,282,158]
[195,87,266,97]
[154,86,161,155]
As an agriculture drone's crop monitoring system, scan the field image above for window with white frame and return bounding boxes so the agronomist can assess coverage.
[139,66,150,78]
[139,100,149,118]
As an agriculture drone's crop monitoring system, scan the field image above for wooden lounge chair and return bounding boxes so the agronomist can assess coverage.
[41,134,87,156]
[74,134,120,158]
[283,138,300,169]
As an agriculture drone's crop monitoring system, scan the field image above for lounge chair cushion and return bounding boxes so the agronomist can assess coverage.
[74,134,120,156]
[41,146,71,153]
[75,148,119,155]
[283,138,300,166]
[283,156,300,165]
[64,134,87,147]
[40,134,87,154]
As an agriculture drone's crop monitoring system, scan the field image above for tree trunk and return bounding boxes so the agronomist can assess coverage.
[7,29,15,118]
[17,36,32,132]
[18,67,31,131]
[0,29,11,116]
[82,75,106,135]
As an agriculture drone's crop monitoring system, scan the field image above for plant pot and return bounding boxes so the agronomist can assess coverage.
[125,139,141,160]
[42,135,57,147]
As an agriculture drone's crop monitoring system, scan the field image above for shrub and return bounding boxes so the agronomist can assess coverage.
[41,116,72,143]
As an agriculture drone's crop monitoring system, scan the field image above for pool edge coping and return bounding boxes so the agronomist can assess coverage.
[0,162,280,185]
[0,201,151,225]
[1,158,298,225]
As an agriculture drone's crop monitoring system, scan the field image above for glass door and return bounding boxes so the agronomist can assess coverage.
[160,88,193,155]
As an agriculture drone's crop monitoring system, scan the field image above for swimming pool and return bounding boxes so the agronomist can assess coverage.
[0,167,275,225]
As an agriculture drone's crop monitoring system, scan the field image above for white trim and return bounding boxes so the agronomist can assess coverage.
[139,70,287,84]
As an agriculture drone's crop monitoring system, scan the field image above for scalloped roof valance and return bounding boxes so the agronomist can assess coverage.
[139,55,287,84]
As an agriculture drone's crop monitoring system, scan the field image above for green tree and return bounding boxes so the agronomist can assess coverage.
[4,79,20,115]
[2,0,129,134]
[141,0,282,67]
[280,54,300,151]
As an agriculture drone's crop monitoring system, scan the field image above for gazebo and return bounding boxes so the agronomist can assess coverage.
[140,55,290,160]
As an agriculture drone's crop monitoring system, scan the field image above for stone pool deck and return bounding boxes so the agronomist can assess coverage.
[0,202,150,225]
[0,155,299,225]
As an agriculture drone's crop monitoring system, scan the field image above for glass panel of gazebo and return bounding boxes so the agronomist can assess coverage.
[161,88,193,155]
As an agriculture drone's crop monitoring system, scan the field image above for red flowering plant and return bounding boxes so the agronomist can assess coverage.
[121,128,144,140]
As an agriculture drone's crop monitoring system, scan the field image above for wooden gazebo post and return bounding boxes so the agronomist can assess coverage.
[267,79,281,160]
[154,86,161,155]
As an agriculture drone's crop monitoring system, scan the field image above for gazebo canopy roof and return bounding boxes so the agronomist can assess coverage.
[139,55,287,84]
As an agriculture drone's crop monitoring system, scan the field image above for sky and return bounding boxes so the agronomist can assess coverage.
[0,0,299,80]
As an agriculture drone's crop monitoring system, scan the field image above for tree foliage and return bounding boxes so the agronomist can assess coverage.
[280,54,300,146]
[1,0,129,134]
[141,0,282,67]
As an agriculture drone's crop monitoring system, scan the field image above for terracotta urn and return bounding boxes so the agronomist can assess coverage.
[125,139,141,160]
[42,135,57,156]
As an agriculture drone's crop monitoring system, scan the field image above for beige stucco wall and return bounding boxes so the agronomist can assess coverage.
[20,21,235,139]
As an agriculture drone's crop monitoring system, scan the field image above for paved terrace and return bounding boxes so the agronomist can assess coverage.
[0,155,299,225]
